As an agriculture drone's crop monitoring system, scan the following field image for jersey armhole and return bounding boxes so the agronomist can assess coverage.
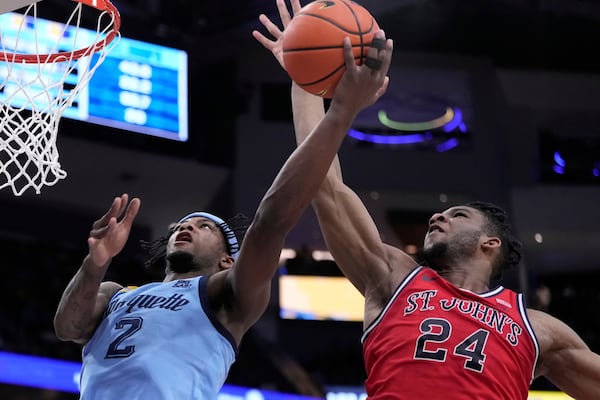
[198,276,239,355]
[517,293,541,382]
[362,266,423,343]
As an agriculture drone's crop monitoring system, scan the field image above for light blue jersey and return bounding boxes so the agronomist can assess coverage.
[80,276,237,400]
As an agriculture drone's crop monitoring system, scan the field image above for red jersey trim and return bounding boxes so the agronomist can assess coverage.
[361,266,423,343]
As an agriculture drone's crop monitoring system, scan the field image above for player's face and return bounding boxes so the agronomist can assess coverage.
[422,206,486,263]
[166,217,227,272]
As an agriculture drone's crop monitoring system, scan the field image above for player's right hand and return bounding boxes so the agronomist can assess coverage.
[332,31,393,115]
[87,193,141,268]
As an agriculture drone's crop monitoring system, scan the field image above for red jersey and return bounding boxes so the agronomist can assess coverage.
[362,266,539,399]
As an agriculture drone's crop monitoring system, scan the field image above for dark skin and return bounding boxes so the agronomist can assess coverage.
[254,0,600,398]
[54,25,393,350]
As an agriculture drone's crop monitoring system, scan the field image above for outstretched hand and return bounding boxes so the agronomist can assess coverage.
[87,194,141,268]
[252,0,303,70]
[331,30,393,115]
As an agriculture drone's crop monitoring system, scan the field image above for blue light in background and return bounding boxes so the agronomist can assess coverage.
[349,107,467,149]
[0,12,189,142]
[0,352,572,399]
[0,351,80,393]
[552,151,567,175]
[442,108,462,133]
[347,129,426,145]
[0,351,319,400]
[553,151,566,168]
[436,138,460,153]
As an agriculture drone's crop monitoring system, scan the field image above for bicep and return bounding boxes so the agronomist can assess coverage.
[543,347,600,399]
[225,222,284,327]
[94,281,121,316]
[531,309,600,398]
[77,281,121,344]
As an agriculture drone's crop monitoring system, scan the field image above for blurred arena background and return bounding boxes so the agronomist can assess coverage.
[0,0,599,398]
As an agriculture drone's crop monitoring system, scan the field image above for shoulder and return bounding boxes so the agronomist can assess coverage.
[365,245,418,293]
[527,308,582,349]
[99,281,124,298]
[527,308,582,342]
[203,270,235,312]
[363,248,420,324]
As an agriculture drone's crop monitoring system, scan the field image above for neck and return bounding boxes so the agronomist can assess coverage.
[438,269,491,293]
[432,259,492,293]
[163,271,203,282]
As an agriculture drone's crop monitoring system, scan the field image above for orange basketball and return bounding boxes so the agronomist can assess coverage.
[282,0,380,98]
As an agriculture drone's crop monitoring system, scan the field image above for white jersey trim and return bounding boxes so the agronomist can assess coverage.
[517,293,540,382]
[458,285,505,298]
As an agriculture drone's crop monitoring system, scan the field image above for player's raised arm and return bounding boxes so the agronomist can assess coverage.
[228,27,393,333]
[255,0,416,303]
[54,194,139,343]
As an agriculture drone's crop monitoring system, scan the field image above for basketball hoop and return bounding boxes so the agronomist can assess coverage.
[0,0,121,195]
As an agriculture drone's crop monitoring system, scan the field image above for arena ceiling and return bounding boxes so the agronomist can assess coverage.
[109,0,600,72]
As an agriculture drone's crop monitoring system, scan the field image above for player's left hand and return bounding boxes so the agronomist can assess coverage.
[252,0,303,70]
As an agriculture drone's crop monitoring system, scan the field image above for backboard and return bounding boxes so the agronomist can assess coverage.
[0,0,41,14]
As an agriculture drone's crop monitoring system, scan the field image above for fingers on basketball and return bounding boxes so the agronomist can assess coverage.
[281,0,380,98]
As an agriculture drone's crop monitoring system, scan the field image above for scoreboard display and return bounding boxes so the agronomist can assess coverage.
[0,11,189,142]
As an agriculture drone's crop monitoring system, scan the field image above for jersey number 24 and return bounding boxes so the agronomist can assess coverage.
[414,317,489,373]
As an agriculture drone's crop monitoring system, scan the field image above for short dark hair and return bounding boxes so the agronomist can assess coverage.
[465,201,522,279]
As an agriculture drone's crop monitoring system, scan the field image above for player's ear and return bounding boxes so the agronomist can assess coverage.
[482,236,501,250]
[218,254,235,271]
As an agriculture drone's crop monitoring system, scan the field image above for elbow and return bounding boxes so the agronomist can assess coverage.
[54,330,72,342]
[54,328,87,344]
[53,317,72,342]
[53,315,86,343]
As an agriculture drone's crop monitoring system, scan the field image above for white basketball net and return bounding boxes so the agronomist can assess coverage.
[0,1,120,195]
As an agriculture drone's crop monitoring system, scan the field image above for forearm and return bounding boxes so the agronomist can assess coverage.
[291,83,325,144]
[291,83,343,182]
[54,255,109,342]
[259,95,356,232]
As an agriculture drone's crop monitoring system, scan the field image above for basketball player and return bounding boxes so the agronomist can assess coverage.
[53,28,393,400]
[254,1,600,398]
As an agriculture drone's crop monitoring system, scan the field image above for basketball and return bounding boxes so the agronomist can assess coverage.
[282,0,380,98]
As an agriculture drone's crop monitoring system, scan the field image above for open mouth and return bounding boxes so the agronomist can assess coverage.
[428,225,444,234]
[175,232,192,242]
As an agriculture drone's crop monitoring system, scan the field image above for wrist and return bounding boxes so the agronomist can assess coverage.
[327,99,359,124]
[292,82,317,99]
[82,254,111,273]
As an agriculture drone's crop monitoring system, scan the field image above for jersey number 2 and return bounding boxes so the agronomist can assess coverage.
[105,317,143,359]
[414,317,489,372]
